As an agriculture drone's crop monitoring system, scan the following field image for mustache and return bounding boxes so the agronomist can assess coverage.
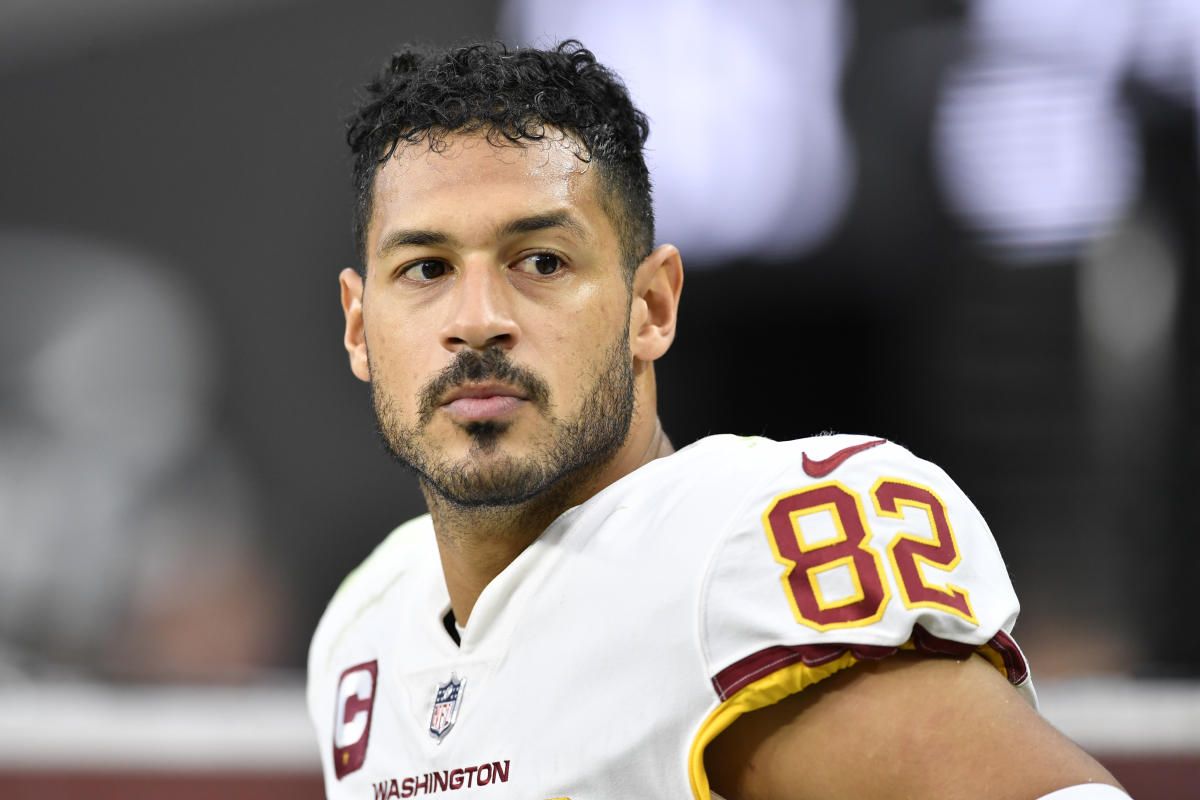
[417,347,551,425]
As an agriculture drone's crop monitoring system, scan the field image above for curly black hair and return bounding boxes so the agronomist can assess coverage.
[347,40,654,276]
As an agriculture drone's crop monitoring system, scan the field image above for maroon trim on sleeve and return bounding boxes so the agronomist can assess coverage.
[711,642,896,701]
[711,625,1029,701]
[910,625,977,658]
[983,629,1030,685]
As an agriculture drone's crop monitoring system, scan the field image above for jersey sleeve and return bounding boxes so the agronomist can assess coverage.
[698,435,1032,710]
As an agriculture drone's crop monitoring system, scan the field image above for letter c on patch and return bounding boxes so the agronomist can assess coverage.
[333,660,378,779]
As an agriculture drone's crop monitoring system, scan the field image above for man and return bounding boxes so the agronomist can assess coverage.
[308,41,1128,799]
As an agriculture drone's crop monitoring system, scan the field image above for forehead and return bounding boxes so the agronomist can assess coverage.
[367,132,605,248]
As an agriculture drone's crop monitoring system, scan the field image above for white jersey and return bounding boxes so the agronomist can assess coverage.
[307,434,1034,800]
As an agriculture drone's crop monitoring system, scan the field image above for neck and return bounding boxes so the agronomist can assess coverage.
[429,417,674,626]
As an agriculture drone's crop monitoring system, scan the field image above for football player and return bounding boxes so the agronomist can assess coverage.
[308,40,1129,800]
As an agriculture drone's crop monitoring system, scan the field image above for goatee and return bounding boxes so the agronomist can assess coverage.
[370,334,634,508]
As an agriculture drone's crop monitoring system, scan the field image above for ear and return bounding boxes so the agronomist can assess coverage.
[629,244,684,363]
[340,268,371,382]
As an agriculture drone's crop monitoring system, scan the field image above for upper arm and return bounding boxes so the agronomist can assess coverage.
[704,651,1121,800]
[693,436,1104,798]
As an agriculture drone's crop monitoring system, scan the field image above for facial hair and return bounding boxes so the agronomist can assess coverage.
[370,329,635,509]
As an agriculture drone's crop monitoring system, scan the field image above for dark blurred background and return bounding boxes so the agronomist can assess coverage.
[0,0,1196,685]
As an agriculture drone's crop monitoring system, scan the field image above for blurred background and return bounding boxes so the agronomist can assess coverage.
[0,0,1196,796]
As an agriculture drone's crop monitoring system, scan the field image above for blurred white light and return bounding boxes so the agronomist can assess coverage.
[935,60,1140,263]
[502,0,855,266]
[933,0,1149,264]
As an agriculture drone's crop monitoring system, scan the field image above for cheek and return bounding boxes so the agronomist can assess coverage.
[365,322,430,397]
[561,282,623,337]
[549,319,623,391]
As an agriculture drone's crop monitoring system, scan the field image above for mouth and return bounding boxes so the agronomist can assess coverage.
[440,383,529,421]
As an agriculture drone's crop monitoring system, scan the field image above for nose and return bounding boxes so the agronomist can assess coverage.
[439,262,519,352]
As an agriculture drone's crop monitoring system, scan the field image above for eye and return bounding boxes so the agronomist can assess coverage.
[513,252,565,276]
[399,259,450,282]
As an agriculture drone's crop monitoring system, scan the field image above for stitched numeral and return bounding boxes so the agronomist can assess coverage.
[874,479,976,623]
[762,483,890,631]
[763,480,974,629]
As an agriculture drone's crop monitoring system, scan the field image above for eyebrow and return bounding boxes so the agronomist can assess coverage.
[496,210,589,241]
[375,228,457,258]
[374,210,589,260]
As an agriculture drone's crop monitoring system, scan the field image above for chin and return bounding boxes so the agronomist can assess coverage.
[429,460,556,508]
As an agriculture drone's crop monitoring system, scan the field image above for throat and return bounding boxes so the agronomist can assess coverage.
[428,493,561,629]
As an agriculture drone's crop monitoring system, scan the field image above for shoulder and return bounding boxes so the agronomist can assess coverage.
[679,432,963,489]
[650,432,942,495]
[613,433,991,570]
[615,433,891,514]
[638,433,975,533]
[676,432,1029,695]
[306,514,436,681]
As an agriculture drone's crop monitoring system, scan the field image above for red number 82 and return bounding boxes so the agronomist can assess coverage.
[762,479,977,631]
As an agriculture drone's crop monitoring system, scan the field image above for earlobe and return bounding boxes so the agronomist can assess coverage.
[340,268,371,382]
[630,244,684,363]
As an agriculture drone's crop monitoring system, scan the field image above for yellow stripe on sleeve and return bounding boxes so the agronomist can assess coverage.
[687,651,860,799]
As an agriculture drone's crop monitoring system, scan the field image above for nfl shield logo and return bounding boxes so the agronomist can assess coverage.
[429,675,466,741]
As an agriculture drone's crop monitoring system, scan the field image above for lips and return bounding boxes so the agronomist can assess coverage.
[440,383,528,421]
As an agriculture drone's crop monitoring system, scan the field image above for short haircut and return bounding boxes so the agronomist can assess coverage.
[346,40,654,277]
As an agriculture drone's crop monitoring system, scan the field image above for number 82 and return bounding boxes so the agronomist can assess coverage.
[762,479,977,631]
